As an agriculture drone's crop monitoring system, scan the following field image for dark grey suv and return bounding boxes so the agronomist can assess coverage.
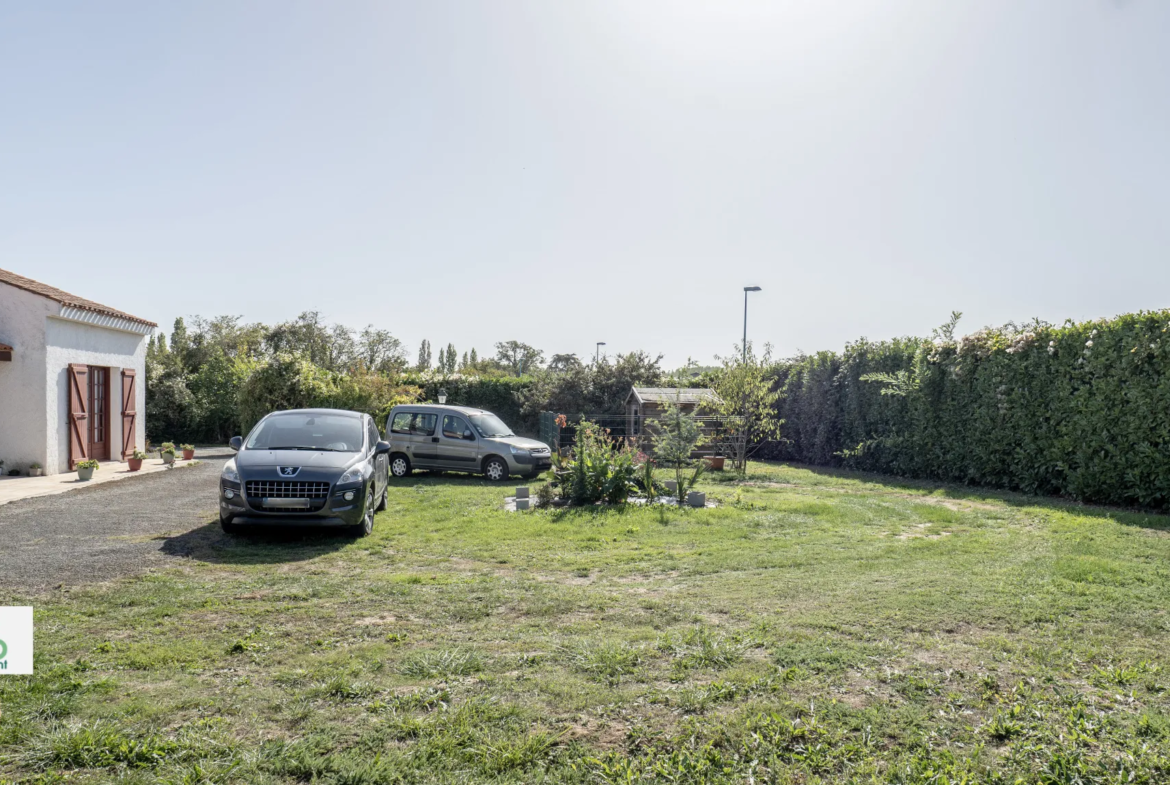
[219,409,390,536]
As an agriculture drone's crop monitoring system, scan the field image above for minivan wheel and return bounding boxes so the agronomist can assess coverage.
[390,454,411,478]
[483,457,508,482]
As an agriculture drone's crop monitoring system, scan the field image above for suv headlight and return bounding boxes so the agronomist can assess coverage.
[221,461,240,483]
[509,445,529,455]
[338,465,366,485]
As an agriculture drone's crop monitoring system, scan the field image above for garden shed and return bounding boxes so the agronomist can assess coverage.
[0,267,155,475]
[625,387,720,441]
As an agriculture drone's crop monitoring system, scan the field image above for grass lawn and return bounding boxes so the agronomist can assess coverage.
[4,462,1170,784]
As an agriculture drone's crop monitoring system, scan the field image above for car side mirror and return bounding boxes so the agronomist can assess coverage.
[229,436,243,451]
[463,430,475,441]
[375,440,392,456]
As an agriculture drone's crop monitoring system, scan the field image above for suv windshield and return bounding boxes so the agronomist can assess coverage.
[468,412,514,439]
[245,413,364,452]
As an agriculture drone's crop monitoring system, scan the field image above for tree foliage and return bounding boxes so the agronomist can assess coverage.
[701,344,783,474]
[495,341,544,376]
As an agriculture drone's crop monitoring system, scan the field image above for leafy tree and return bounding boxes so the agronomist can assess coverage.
[187,348,256,441]
[440,343,458,374]
[703,344,783,475]
[495,341,544,376]
[416,339,432,371]
[170,318,191,371]
[357,326,406,374]
[264,311,354,371]
[648,394,706,505]
[548,353,582,373]
[519,351,664,417]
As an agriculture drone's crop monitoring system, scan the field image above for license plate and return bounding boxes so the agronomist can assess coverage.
[261,498,311,509]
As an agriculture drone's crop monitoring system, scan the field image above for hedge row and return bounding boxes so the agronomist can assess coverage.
[762,310,1170,510]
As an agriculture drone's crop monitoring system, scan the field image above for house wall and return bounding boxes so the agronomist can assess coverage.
[0,285,54,472]
[45,318,147,474]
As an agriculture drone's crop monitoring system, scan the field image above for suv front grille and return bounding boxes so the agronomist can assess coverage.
[245,480,330,499]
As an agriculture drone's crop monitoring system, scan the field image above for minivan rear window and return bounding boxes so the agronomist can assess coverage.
[390,412,438,436]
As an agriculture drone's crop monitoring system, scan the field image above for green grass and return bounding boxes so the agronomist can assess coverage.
[4,461,1170,783]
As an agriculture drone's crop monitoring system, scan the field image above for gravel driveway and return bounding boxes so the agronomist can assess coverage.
[0,449,234,593]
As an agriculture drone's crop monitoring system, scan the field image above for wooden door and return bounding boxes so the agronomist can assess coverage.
[120,369,137,460]
[68,364,89,470]
[87,366,111,462]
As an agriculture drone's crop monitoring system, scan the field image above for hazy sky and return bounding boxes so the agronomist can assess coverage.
[2,1,1168,367]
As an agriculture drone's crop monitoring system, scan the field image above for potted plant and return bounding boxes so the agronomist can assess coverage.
[160,442,177,465]
[128,450,145,472]
[29,462,43,477]
[180,444,195,460]
[76,459,100,481]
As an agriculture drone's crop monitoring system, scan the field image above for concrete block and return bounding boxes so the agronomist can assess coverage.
[515,498,531,510]
[515,486,530,499]
[664,480,678,493]
[687,491,706,508]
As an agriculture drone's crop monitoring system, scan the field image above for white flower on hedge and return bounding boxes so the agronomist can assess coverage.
[1085,340,1093,347]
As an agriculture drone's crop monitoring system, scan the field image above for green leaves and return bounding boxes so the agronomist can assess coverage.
[770,310,1170,510]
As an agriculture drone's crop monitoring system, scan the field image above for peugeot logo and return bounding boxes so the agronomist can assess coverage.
[279,467,300,477]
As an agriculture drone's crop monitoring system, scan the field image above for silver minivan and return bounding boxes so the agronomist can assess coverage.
[384,404,552,481]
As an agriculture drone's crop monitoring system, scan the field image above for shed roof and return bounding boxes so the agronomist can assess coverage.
[0,267,157,327]
[627,387,719,406]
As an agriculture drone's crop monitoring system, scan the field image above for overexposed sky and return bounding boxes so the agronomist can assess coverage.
[2,1,1168,365]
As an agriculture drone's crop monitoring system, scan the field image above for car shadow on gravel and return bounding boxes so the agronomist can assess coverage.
[161,521,353,564]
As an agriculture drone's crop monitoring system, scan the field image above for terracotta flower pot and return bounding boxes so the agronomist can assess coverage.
[128,458,143,472]
[704,456,726,471]
[182,449,195,460]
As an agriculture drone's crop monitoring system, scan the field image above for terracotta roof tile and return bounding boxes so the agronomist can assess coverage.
[0,267,157,327]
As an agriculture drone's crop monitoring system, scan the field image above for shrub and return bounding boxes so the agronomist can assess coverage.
[555,420,638,505]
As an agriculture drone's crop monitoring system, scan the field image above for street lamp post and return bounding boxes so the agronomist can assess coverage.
[743,287,761,363]
[596,342,606,363]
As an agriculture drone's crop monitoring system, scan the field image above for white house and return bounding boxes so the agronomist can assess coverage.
[0,267,155,475]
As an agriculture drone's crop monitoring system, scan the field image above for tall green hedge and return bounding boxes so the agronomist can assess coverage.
[764,311,1170,510]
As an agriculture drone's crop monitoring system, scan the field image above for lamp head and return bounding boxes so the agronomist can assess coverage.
[437,388,448,404]
[744,286,762,292]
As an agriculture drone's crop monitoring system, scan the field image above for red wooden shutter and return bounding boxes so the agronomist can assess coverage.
[68,364,89,470]
[120,369,137,460]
